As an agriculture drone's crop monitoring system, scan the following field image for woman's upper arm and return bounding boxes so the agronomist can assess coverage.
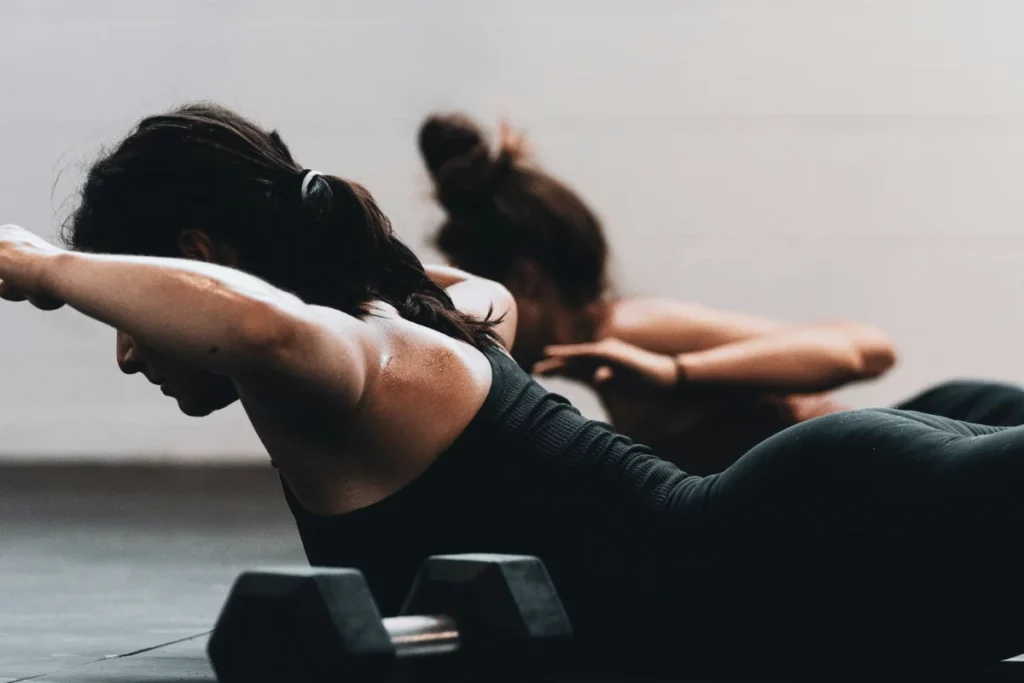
[422,265,518,350]
[445,279,518,351]
[603,298,786,355]
[234,304,380,413]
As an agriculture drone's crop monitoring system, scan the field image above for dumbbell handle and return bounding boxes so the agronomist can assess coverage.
[384,614,460,658]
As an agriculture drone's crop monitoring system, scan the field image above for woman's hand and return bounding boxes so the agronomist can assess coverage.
[0,224,66,310]
[533,338,680,390]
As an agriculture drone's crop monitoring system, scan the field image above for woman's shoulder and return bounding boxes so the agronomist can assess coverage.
[359,313,496,421]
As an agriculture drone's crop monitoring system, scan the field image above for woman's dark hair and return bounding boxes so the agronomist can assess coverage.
[419,113,608,307]
[63,103,499,348]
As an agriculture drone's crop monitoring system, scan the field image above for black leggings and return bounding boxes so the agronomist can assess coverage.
[656,407,1024,674]
[896,378,1024,426]
[652,379,1024,476]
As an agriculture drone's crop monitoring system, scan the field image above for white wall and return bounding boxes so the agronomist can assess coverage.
[2,0,1024,460]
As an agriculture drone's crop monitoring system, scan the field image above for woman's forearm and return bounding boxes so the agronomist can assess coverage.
[42,251,303,374]
[675,326,886,393]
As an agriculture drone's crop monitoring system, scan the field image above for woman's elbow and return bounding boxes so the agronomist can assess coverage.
[862,342,897,378]
[489,281,517,321]
[488,283,519,351]
[851,325,897,378]
[818,320,896,379]
[837,348,893,386]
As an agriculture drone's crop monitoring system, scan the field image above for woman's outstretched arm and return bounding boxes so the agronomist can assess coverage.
[0,224,376,409]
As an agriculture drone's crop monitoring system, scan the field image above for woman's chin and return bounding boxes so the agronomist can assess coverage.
[175,398,219,418]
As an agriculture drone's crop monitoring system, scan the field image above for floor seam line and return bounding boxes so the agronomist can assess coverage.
[4,631,210,682]
[110,631,211,659]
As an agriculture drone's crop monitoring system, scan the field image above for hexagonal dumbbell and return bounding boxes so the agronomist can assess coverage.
[207,553,572,683]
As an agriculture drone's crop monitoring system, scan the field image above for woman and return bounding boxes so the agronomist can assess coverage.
[419,113,1024,475]
[8,103,1024,675]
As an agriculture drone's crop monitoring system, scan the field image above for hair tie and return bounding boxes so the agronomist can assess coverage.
[300,169,323,199]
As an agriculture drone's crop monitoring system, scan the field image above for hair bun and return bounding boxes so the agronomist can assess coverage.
[418,113,512,210]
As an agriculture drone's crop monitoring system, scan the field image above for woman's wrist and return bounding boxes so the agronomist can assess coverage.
[0,240,68,298]
[35,249,74,298]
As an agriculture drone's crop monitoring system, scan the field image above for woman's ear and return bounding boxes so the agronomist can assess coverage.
[178,230,239,266]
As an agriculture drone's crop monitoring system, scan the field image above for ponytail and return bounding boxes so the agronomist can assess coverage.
[303,175,501,347]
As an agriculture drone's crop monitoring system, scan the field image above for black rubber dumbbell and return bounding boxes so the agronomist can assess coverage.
[207,553,572,683]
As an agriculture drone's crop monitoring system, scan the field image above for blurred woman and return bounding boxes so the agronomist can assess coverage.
[419,113,1024,474]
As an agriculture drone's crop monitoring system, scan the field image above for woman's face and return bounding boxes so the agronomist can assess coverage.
[109,230,241,416]
[116,330,238,417]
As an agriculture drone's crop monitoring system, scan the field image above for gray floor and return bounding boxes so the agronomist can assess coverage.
[0,465,305,683]
[27,636,213,683]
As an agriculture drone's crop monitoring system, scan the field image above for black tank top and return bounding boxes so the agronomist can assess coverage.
[282,344,705,644]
